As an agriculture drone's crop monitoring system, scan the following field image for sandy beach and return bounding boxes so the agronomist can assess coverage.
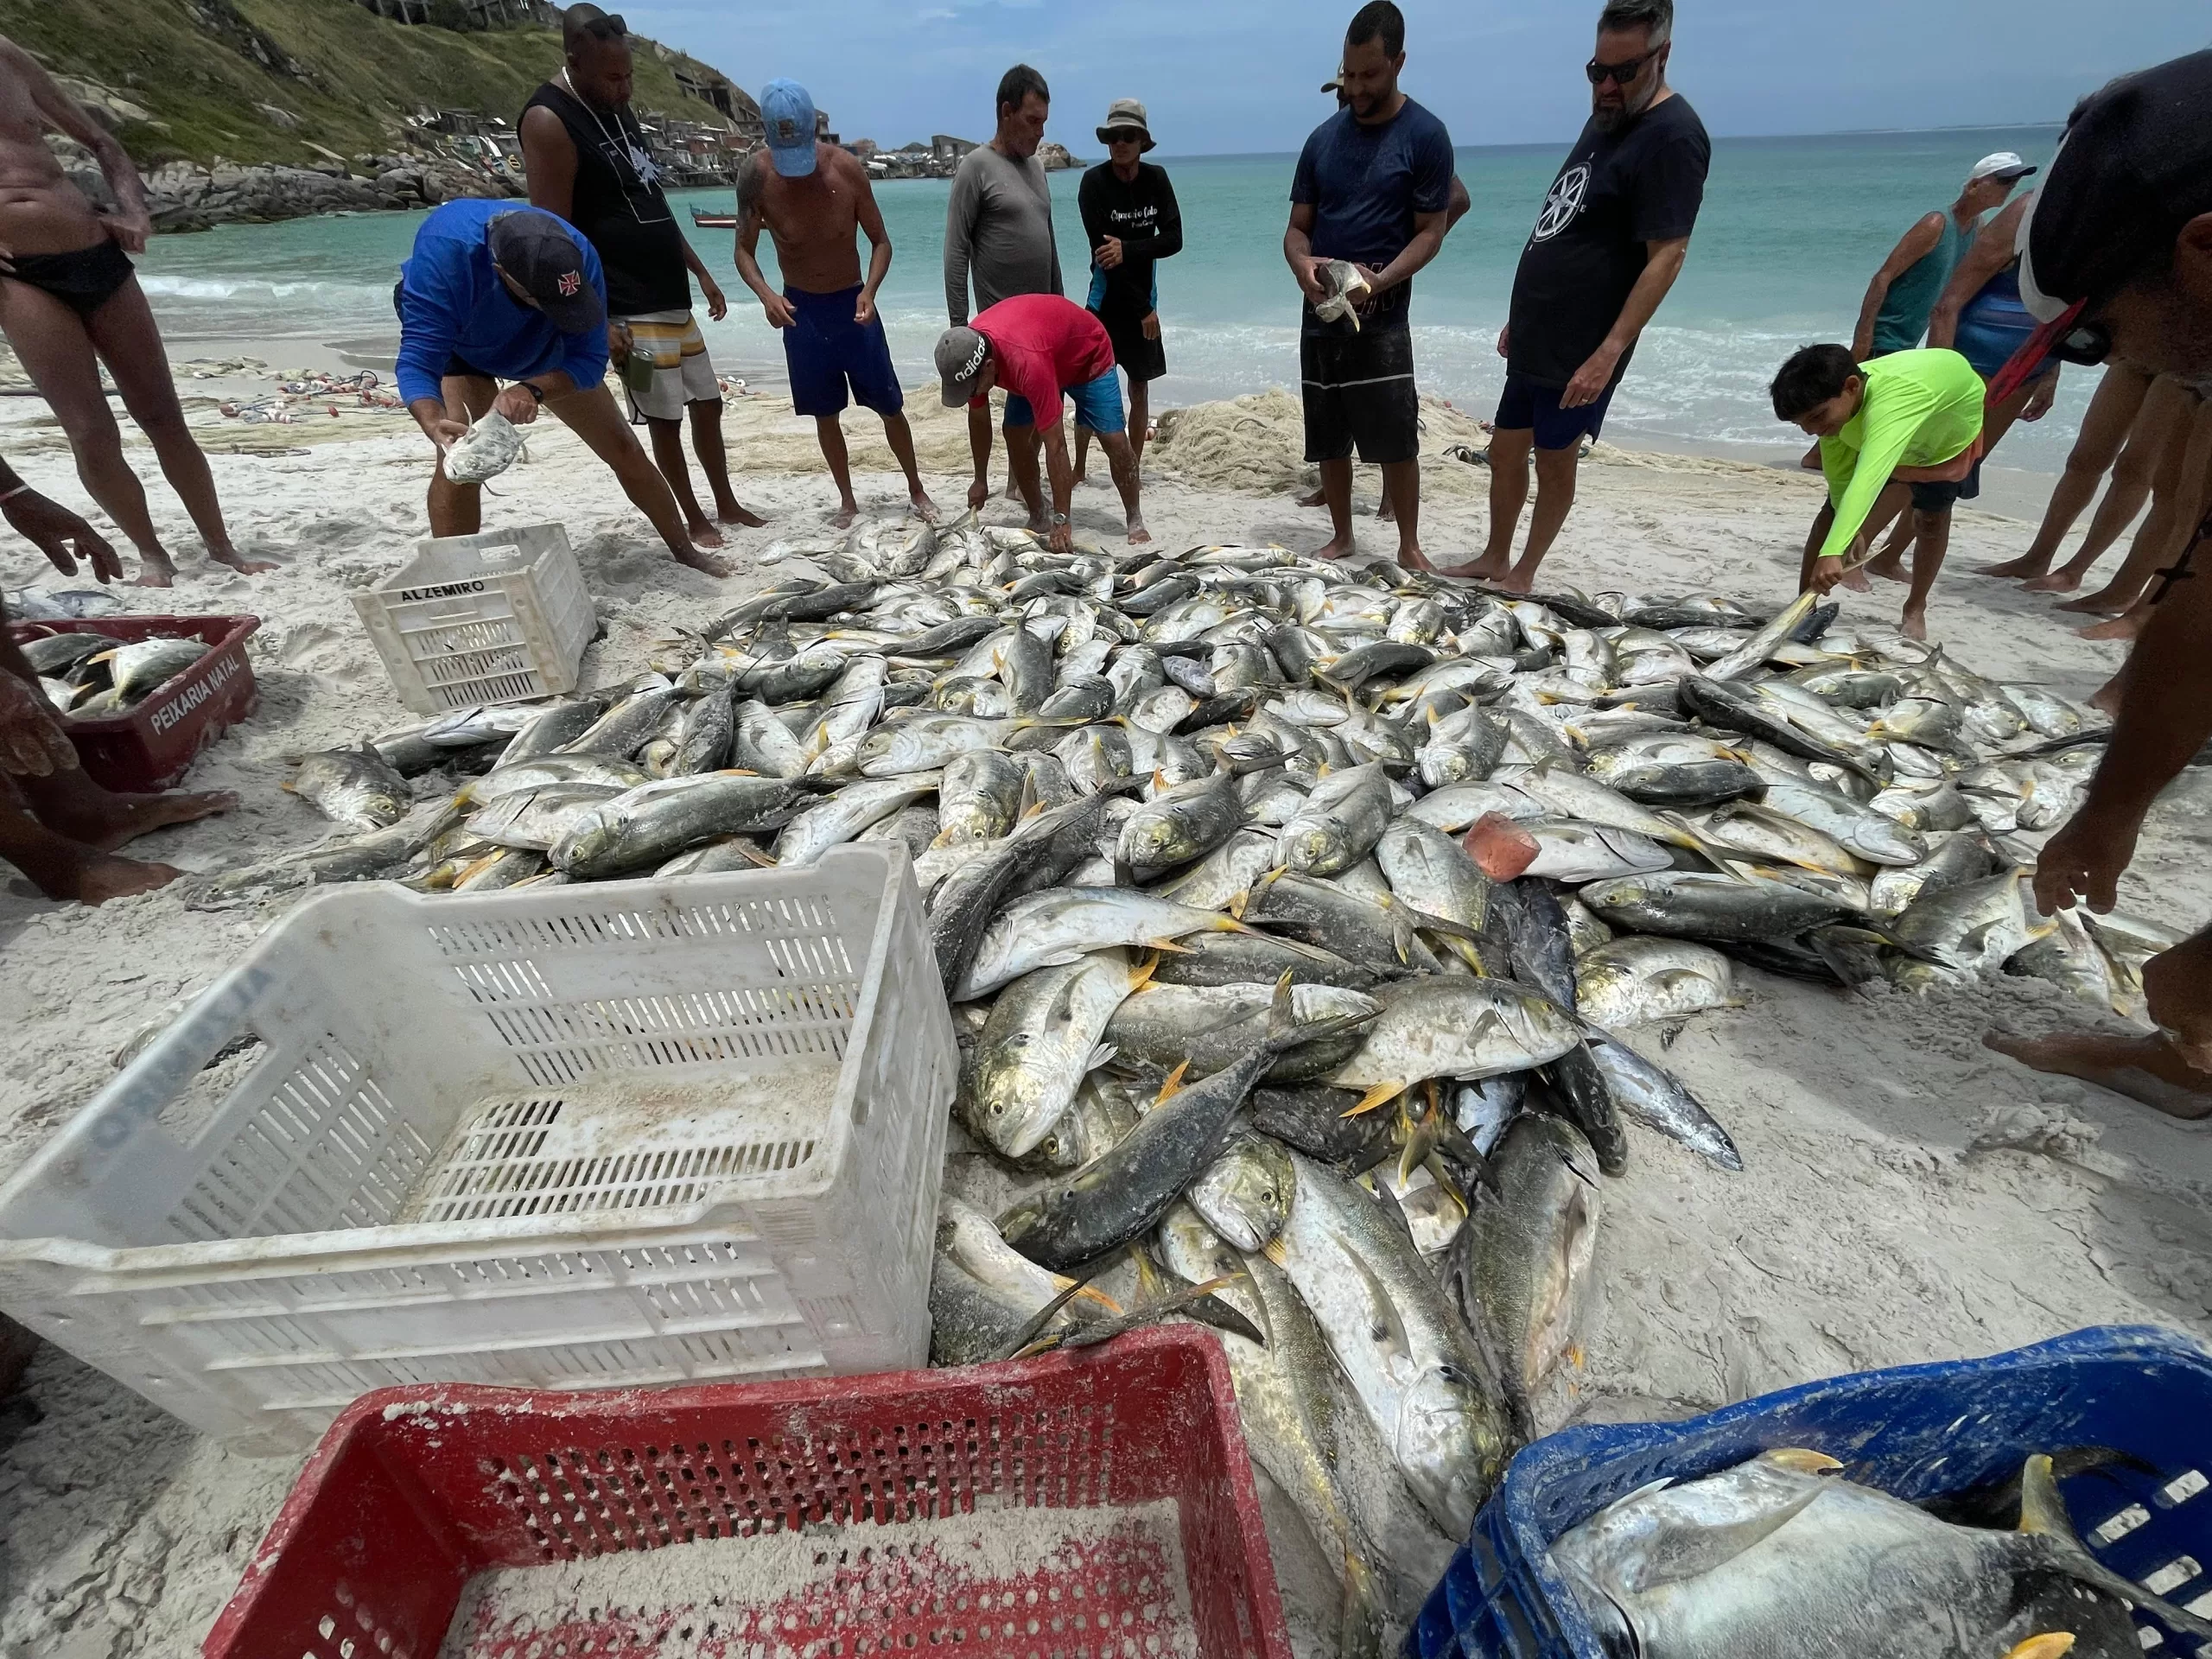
[2,361,2209,1657]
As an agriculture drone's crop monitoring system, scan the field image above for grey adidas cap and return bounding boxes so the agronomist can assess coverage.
[937,326,991,406]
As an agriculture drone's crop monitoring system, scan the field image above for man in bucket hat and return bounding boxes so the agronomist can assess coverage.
[1075,98,1182,482]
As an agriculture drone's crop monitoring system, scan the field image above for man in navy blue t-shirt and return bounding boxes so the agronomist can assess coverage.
[1283,1,1454,569]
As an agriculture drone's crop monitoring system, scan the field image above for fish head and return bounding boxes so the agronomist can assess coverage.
[1191,1137,1295,1252]
[970,1035,1065,1159]
[1396,1362,1500,1538]
[1281,825,1344,876]
[1122,812,1193,870]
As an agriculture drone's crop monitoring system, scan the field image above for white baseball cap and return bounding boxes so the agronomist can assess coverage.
[1969,150,2037,183]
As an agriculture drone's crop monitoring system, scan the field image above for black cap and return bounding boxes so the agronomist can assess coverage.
[2021,50,2212,322]
[486,210,604,335]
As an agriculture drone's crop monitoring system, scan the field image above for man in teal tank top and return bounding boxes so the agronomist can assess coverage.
[1853,150,2037,358]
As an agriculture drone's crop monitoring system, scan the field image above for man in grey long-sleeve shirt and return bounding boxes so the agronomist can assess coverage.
[945,63,1063,508]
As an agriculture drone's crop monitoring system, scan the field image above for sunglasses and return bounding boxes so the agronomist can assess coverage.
[1106,129,1146,144]
[1586,51,1655,86]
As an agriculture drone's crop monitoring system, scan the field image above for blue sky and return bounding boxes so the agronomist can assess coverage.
[623,0,2206,155]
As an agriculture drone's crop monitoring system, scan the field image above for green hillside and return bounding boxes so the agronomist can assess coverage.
[0,0,747,168]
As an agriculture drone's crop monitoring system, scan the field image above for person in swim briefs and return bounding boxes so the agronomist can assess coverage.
[0,35,270,587]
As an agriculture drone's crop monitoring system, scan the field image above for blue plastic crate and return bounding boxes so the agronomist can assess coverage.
[1407,1325,2212,1659]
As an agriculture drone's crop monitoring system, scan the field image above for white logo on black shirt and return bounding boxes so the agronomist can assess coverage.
[1531,162,1590,243]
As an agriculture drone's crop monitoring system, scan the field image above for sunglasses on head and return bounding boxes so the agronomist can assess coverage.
[1586,51,1655,86]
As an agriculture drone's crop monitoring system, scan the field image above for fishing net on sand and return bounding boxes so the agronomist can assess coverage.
[1153,388,1495,499]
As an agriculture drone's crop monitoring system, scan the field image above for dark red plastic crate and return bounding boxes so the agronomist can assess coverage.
[203,1325,1293,1659]
[9,613,259,792]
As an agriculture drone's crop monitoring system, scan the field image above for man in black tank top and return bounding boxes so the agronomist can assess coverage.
[522,4,764,544]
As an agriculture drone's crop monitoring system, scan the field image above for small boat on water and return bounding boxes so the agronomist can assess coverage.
[691,207,738,230]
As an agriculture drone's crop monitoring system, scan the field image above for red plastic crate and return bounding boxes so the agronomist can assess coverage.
[8,613,259,792]
[203,1325,1293,1659]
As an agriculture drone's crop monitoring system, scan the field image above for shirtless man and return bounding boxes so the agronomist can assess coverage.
[0,36,268,588]
[734,79,933,527]
[1980,50,2212,1117]
[0,458,232,902]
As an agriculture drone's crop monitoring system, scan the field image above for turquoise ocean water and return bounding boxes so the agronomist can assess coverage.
[136,125,2088,469]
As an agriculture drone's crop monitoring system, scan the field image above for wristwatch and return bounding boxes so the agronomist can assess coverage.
[519,381,547,405]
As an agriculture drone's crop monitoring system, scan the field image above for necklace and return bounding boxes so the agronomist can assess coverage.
[558,68,663,201]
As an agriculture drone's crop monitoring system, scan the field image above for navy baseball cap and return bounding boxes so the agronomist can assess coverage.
[486,210,603,334]
[761,79,819,178]
[2019,51,2212,326]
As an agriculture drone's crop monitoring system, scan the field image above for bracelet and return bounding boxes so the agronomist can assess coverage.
[0,484,30,505]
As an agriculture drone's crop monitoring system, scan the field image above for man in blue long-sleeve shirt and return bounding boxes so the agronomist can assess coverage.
[395,200,730,575]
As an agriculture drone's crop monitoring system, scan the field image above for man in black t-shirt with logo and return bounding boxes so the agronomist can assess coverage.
[1446,0,1708,589]
[522,4,763,548]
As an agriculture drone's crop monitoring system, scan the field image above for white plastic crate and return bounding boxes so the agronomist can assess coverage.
[0,844,957,1455]
[352,523,597,714]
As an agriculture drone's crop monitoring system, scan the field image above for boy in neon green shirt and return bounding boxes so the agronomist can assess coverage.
[1770,344,1986,639]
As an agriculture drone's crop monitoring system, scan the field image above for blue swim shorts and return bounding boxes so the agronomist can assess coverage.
[1494,372,1618,450]
[782,284,904,418]
[1003,369,1126,435]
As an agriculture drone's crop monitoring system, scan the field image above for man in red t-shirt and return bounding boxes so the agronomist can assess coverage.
[936,293,1148,553]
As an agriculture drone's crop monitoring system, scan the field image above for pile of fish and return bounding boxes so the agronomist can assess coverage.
[19,630,212,718]
[1552,1446,2212,1659]
[209,515,2188,1642]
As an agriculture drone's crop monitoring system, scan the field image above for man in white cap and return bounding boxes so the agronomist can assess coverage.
[1853,152,2036,365]
[1075,99,1181,482]
[734,78,937,526]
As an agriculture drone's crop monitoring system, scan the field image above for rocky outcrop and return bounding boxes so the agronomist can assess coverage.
[50,136,521,231]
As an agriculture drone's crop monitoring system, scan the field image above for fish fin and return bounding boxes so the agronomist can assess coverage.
[2018,1453,2212,1642]
[1342,1081,1404,1119]
[1342,1244,1411,1355]
[1764,1448,1843,1473]
[1226,887,1251,922]
[1262,1236,1289,1269]
[1086,1043,1119,1071]
[1146,936,1196,955]
[1129,952,1160,993]
[1615,1455,1836,1593]
[1154,1062,1190,1107]
[2001,1639,2074,1659]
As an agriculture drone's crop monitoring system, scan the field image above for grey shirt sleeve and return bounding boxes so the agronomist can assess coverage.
[944,160,981,326]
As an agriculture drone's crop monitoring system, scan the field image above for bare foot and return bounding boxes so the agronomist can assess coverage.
[1295,486,1327,509]
[689,519,728,549]
[1983,1029,2212,1120]
[830,503,860,531]
[133,556,177,589]
[2089,677,2124,717]
[2056,588,2133,616]
[1840,567,1874,594]
[2077,609,2146,643]
[209,546,281,575]
[910,491,940,523]
[1495,566,1538,595]
[1864,555,1910,586]
[675,543,735,577]
[721,505,768,530]
[34,781,238,852]
[1399,547,1438,574]
[2018,569,2083,594]
[1128,523,1153,545]
[1897,607,1929,643]
[1312,534,1354,561]
[1976,555,2052,580]
[73,854,185,905]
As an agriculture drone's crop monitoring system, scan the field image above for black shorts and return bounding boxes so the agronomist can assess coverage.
[1301,326,1418,466]
[1910,459,1982,512]
[1098,308,1166,384]
[391,279,498,383]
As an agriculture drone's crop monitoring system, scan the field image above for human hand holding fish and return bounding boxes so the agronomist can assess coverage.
[2032,802,2143,916]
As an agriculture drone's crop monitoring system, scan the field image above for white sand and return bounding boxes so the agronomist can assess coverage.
[1,369,2208,1657]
